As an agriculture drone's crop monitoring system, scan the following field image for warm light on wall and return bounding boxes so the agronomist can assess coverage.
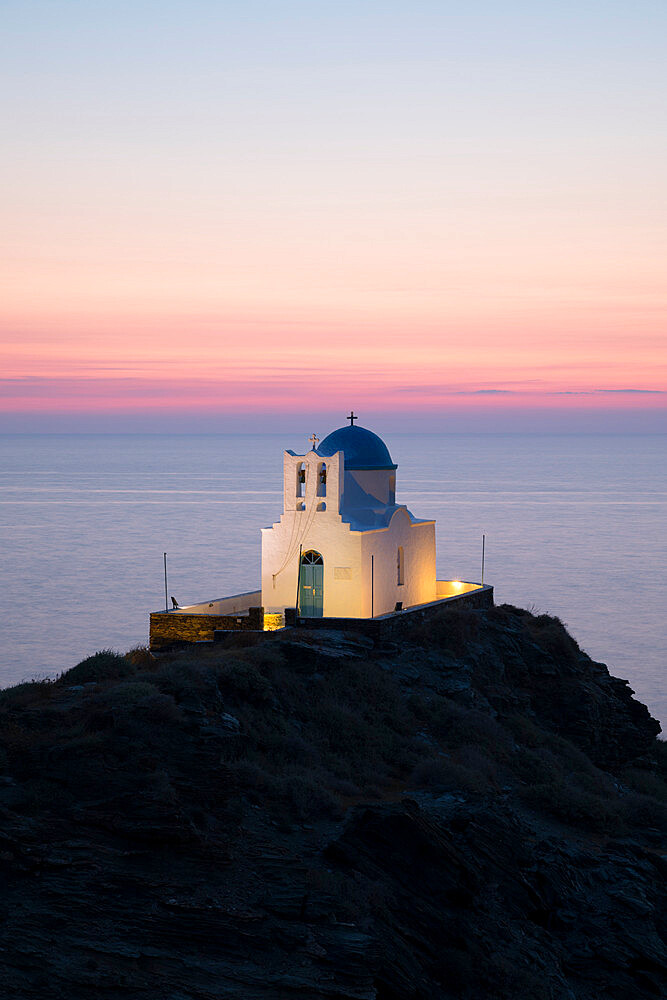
[263,612,284,632]
[436,580,483,599]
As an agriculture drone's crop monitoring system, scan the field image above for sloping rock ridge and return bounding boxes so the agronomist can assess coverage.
[0,604,664,998]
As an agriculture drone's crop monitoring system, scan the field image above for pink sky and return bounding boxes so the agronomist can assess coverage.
[1,3,665,432]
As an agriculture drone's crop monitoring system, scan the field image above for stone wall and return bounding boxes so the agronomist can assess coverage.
[150,607,264,650]
[284,584,494,634]
[150,584,493,649]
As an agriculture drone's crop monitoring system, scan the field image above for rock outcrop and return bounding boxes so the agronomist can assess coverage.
[0,605,664,998]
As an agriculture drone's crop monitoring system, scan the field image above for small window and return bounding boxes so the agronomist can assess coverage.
[389,473,396,505]
[317,462,327,497]
[397,546,404,586]
[296,462,306,497]
[316,501,326,511]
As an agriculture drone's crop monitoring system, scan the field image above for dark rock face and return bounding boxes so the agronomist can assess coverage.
[0,606,664,998]
[330,803,666,999]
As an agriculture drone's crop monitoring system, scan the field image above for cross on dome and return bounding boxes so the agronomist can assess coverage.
[347,411,357,425]
[309,433,319,449]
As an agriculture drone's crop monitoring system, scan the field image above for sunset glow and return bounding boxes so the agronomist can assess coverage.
[1,2,665,432]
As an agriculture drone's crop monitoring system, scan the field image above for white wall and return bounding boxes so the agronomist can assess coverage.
[361,509,436,617]
[175,590,262,615]
[262,514,363,616]
[263,448,366,615]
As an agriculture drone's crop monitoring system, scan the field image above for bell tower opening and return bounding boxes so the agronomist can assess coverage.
[296,462,306,498]
[317,462,327,497]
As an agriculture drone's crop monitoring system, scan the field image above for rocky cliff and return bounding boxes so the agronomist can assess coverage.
[0,604,664,998]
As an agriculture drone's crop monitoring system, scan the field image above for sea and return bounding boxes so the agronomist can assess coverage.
[0,433,664,730]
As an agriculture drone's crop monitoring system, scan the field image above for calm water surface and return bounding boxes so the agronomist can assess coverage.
[0,433,664,728]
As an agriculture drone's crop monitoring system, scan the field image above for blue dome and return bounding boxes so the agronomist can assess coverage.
[317,425,397,470]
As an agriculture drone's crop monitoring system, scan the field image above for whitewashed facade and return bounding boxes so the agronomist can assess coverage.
[261,423,436,619]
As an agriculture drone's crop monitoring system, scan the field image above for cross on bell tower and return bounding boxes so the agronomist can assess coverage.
[347,411,357,426]
[309,433,319,449]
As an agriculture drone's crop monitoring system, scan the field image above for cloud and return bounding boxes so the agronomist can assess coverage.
[396,386,520,396]
[555,388,666,396]
[467,389,516,395]
[598,388,666,395]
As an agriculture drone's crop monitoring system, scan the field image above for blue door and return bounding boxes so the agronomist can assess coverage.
[299,551,324,617]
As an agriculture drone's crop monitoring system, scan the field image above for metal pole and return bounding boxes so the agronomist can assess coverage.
[295,544,303,618]
[371,555,374,618]
[481,534,485,586]
[163,552,168,611]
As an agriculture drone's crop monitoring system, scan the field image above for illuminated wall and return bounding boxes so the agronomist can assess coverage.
[261,444,437,618]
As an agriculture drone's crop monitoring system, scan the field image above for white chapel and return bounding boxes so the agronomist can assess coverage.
[261,416,438,619]
[149,415,490,647]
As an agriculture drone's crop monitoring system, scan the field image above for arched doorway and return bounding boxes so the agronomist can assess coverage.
[299,550,324,617]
